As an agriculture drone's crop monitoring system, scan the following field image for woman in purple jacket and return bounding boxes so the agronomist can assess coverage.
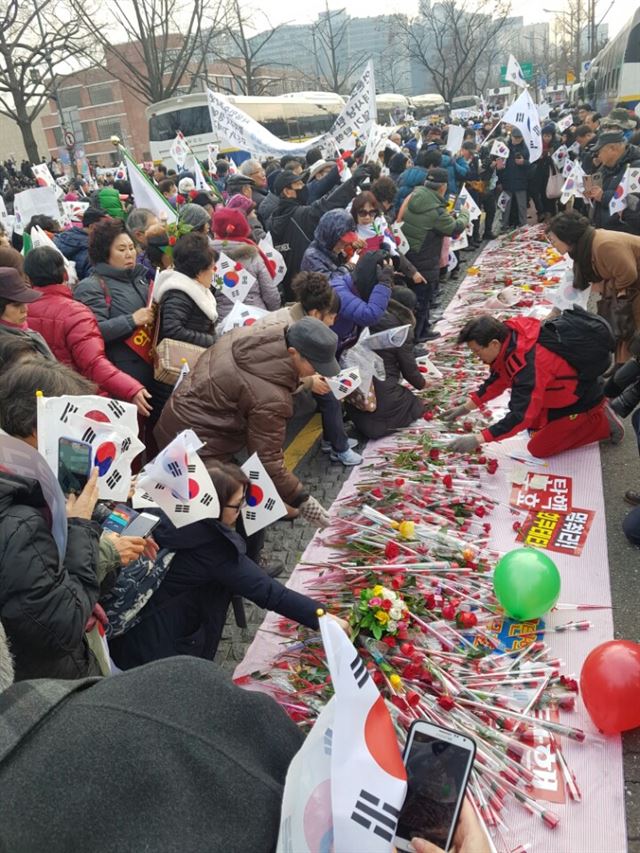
[301,210,393,353]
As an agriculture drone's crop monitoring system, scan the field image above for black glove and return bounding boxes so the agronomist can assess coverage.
[352,164,373,187]
[377,262,395,287]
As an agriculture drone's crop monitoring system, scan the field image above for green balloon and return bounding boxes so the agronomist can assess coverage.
[493,547,561,621]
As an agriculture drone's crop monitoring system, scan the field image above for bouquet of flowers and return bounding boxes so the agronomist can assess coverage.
[351,583,410,640]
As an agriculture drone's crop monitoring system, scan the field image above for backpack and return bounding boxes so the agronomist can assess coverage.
[538,305,615,380]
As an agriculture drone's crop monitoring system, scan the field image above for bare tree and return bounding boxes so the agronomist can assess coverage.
[399,0,512,103]
[311,5,368,94]
[213,0,290,96]
[69,0,223,105]
[0,0,87,162]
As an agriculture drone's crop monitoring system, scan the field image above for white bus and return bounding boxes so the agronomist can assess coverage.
[580,7,640,115]
[410,94,448,120]
[146,92,345,163]
[376,93,411,124]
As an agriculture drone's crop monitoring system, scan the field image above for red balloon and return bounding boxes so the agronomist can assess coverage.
[580,640,640,734]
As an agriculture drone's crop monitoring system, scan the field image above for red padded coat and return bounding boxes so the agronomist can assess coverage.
[27,284,143,402]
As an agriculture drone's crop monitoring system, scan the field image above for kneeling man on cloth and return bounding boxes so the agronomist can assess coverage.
[443,311,624,457]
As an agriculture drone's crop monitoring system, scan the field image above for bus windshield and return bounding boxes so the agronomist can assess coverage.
[149,106,212,141]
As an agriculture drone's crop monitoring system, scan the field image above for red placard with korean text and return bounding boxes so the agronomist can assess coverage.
[510,473,573,513]
[516,508,594,556]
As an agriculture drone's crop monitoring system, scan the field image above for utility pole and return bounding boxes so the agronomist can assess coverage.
[575,0,582,83]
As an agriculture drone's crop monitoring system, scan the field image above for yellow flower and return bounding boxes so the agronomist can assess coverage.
[389,673,403,688]
[390,520,400,529]
[373,585,384,596]
[399,520,415,540]
[467,266,479,275]
[375,610,389,624]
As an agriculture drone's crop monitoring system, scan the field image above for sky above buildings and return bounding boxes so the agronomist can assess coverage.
[253,0,631,38]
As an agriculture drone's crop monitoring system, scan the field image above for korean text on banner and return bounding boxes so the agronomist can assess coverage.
[331,59,377,148]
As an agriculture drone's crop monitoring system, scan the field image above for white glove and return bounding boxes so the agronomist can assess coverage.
[298,496,331,528]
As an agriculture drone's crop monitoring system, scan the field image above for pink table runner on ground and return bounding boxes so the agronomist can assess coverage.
[235,246,627,853]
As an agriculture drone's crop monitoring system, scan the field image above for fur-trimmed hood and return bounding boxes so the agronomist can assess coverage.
[153,269,218,322]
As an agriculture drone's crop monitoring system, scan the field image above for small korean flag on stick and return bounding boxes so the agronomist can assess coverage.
[214,251,256,304]
[325,367,362,401]
[144,429,203,501]
[390,222,409,254]
[490,139,510,160]
[551,145,568,171]
[67,414,144,501]
[134,438,220,528]
[557,114,573,132]
[37,394,139,484]
[259,234,287,286]
[220,301,268,335]
[277,614,407,853]
[240,453,287,535]
[170,132,189,169]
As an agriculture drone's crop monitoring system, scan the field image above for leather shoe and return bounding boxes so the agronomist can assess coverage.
[258,555,285,578]
[624,490,640,506]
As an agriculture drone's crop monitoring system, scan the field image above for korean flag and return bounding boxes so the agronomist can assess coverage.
[259,234,288,286]
[67,414,144,501]
[490,139,510,160]
[220,301,268,335]
[134,450,220,529]
[214,251,255,304]
[325,367,362,401]
[240,453,288,536]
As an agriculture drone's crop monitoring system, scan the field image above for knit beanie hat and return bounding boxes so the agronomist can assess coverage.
[212,207,251,239]
[179,203,211,230]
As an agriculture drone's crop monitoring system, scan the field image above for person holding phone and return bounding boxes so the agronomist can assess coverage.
[410,799,491,853]
[497,127,530,230]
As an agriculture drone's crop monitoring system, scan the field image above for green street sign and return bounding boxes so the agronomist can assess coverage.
[500,62,534,84]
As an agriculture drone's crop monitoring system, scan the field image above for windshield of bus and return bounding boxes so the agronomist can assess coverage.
[149,103,340,143]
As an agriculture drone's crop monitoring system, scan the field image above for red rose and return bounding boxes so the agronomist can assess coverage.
[424,593,436,610]
[419,365,427,374]
[400,642,415,656]
[391,575,405,590]
[381,599,393,611]
[384,540,400,559]
[442,604,457,620]
[474,505,486,518]
[371,487,384,499]
[443,474,453,489]
[429,448,440,461]
[437,695,455,711]
[168,235,177,246]
[423,410,434,420]
[394,477,405,487]
[189,190,198,199]
[372,671,384,685]
[512,521,521,532]
[407,690,421,707]
[234,262,243,271]
[382,635,397,647]
[175,194,185,205]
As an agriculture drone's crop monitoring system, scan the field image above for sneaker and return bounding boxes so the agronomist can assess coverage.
[321,438,358,453]
[604,402,625,445]
[330,447,363,466]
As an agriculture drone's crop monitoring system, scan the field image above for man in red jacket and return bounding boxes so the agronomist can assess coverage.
[443,314,624,457]
[24,247,150,415]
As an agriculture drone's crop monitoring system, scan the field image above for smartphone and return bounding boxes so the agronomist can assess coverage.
[102,503,139,534]
[123,511,160,538]
[58,437,92,496]
[395,721,476,852]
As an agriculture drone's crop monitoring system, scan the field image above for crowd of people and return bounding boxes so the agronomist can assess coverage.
[1,96,640,850]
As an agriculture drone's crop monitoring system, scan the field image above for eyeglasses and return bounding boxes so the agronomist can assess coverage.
[225,499,247,511]
[359,209,378,217]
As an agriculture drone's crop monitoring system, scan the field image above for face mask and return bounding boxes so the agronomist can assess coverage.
[295,186,309,205]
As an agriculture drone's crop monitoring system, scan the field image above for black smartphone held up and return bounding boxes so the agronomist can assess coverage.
[123,511,161,539]
[102,504,139,534]
[395,721,476,853]
[58,437,92,496]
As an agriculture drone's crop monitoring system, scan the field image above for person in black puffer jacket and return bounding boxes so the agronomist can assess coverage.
[152,232,218,408]
[346,287,427,438]
[108,462,331,669]
[0,360,102,681]
[75,218,155,420]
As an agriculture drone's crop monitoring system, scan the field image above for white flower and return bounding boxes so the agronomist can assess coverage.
[390,606,402,620]
[382,589,395,601]
[388,620,398,633]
